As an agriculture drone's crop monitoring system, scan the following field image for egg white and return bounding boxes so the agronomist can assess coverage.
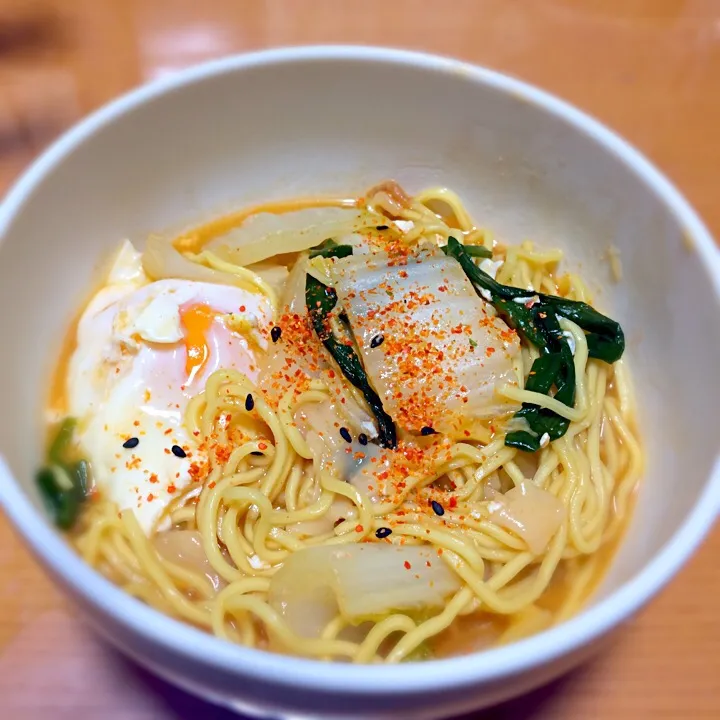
[68,241,272,533]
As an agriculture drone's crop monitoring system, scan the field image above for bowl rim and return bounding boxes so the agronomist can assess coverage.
[1,44,719,696]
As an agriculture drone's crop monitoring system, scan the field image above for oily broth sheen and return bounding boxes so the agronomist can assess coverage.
[432,462,640,657]
[50,186,642,663]
[430,493,636,657]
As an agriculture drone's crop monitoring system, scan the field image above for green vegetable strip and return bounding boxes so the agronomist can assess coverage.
[48,417,76,465]
[37,418,89,529]
[306,240,397,448]
[494,297,548,350]
[36,467,80,530]
[503,430,542,453]
[540,295,624,363]
[308,239,354,259]
[443,237,623,452]
[443,237,624,363]
[461,245,493,259]
[506,310,576,451]
[306,275,397,448]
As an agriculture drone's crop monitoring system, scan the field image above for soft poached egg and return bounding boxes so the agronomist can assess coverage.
[68,241,272,533]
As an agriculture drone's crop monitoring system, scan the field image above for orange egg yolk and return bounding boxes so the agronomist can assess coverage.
[180,304,215,382]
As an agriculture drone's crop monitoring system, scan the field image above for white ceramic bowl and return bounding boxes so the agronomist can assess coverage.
[0,46,719,720]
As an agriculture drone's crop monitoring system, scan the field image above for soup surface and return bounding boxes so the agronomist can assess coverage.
[40,182,642,662]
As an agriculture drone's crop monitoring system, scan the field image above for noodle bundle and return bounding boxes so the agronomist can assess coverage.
[42,183,642,662]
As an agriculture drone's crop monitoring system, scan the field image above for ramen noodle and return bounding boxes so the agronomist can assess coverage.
[39,182,642,662]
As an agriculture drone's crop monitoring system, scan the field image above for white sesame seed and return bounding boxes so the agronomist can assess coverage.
[539,433,550,448]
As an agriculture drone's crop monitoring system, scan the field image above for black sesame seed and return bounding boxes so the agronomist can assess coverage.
[122,437,139,449]
[171,444,186,458]
[339,427,352,443]
[375,527,392,539]
[431,500,445,516]
[376,225,389,230]
[370,334,384,349]
[334,518,346,528]
[245,393,255,411]
[271,326,282,343]
[358,433,368,445]
[421,426,437,436]
[251,451,263,456]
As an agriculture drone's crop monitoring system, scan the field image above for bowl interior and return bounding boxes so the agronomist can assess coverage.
[0,50,718,638]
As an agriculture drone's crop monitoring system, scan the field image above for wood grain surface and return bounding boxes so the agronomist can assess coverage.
[0,1,718,718]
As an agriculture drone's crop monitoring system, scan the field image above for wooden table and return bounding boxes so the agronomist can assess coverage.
[1,1,718,718]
